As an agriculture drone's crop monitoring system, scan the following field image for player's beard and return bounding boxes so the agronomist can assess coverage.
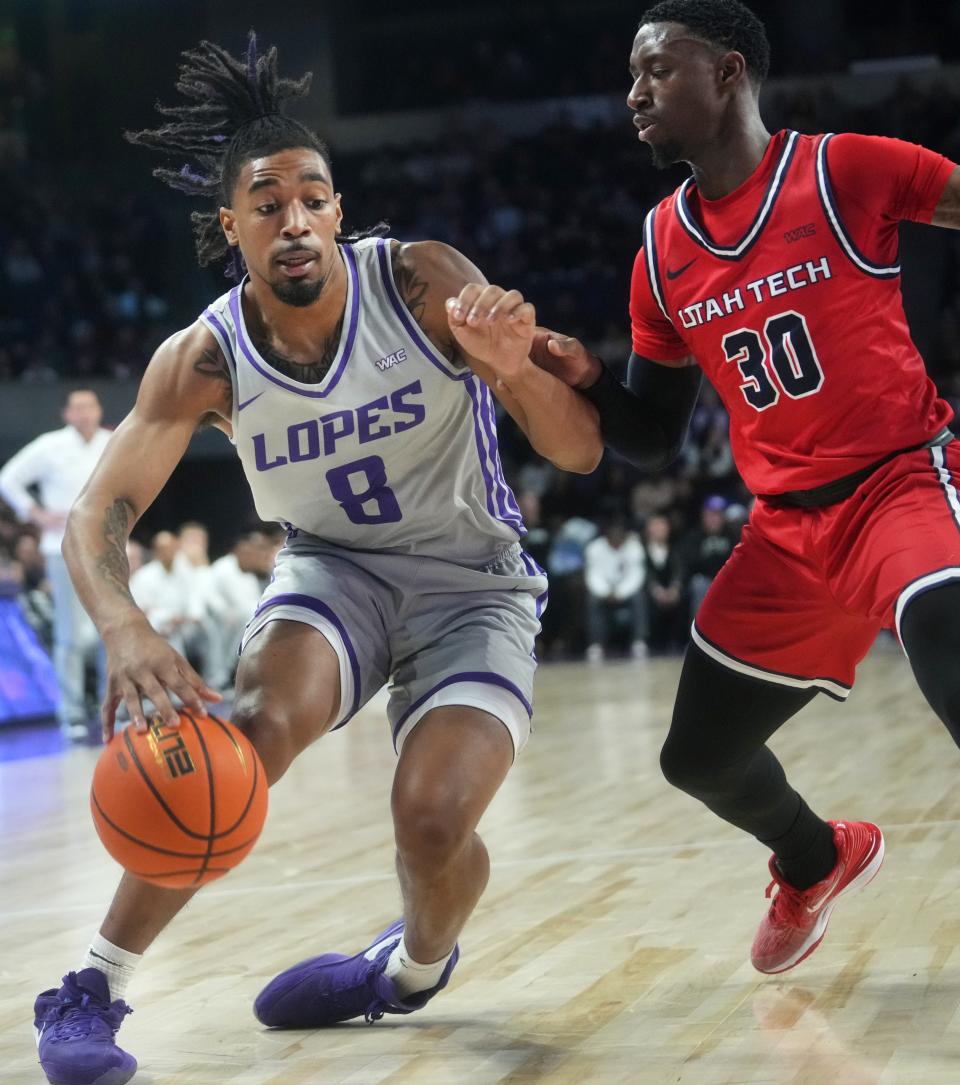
[270,272,327,308]
[649,137,684,170]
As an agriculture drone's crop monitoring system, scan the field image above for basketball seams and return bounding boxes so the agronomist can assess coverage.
[206,715,264,838]
[91,789,263,860]
[126,866,234,882]
[184,711,217,886]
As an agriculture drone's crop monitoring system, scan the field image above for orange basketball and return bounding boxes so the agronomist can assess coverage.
[90,711,268,888]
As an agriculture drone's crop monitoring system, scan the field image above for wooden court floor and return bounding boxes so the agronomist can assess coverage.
[2,643,960,1084]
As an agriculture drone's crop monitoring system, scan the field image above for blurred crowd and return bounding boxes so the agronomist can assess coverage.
[0,469,747,675]
[0,504,285,704]
[5,77,960,385]
[0,182,175,383]
[508,397,750,660]
[124,521,285,691]
[0,464,744,670]
[4,73,960,668]
[341,6,960,114]
[347,21,631,113]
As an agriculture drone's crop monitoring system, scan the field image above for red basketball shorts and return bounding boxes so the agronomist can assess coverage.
[694,443,960,700]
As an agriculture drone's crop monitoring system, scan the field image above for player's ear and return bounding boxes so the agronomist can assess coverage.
[718,50,747,90]
[220,206,239,246]
[334,193,343,236]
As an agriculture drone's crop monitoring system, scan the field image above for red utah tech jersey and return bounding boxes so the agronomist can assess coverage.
[631,129,956,495]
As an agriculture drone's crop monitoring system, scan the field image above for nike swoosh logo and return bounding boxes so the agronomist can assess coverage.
[806,863,844,912]
[666,258,697,280]
[363,931,402,961]
[237,391,265,411]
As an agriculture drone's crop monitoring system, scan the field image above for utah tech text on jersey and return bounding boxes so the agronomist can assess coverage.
[252,380,427,472]
[676,256,832,330]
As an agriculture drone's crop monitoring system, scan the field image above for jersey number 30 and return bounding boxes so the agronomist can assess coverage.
[721,310,824,412]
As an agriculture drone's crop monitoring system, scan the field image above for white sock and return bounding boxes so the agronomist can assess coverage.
[82,935,142,1001]
[384,934,452,998]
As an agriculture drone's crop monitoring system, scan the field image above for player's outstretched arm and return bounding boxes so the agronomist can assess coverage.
[530,330,702,472]
[64,322,231,738]
[392,240,603,474]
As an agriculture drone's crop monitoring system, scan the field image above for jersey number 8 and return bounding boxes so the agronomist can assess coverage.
[326,455,403,525]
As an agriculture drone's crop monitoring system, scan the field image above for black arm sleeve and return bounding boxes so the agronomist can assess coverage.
[579,353,702,471]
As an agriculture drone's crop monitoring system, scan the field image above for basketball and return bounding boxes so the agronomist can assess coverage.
[90,712,268,889]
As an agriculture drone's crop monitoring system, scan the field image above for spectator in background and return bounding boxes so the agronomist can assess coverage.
[681,495,737,621]
[130,530,214,683]
[177,521,210,572]
[643,514,686,654]
[13,529,45,591]
[725,501,750,538]
[176,517,212,608]
[204,528,279,692]
[173,520,217,680]
[542,513,597,658]
[0,389,111,738]
[584,518,648,663]
[129,530,185,636]
[13,528,53,650]
[0,545,22,596]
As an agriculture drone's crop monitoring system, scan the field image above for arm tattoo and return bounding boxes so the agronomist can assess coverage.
[96,498,135,604]
[193,347,234,413]
[391,244,467,368]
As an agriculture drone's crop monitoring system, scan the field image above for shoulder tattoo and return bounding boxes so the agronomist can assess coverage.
[391,244,466,368]
[193,347,234,413]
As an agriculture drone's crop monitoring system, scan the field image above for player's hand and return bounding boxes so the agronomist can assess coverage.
[445,285,535,384]
[100,618,221,742]
[529,327,603,390]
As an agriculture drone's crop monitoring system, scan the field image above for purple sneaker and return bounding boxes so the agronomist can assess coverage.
[33,969,136,1085]
[254,918,459,1027]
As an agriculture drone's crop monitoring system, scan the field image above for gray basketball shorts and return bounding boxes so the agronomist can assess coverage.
[240,533,548,757]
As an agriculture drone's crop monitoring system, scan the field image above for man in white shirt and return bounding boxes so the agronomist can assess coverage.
[0,389,112,738]
[204,530,277,690]
[130,531,210,666]
[172,520,225,684]
[584,519,648,662]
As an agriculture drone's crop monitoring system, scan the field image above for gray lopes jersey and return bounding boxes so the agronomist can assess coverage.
[199,238,526,565]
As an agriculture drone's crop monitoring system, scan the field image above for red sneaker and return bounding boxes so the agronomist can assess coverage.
[751,820,884,974]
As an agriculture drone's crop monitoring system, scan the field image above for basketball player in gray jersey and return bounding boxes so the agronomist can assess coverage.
[31,36,602,1085]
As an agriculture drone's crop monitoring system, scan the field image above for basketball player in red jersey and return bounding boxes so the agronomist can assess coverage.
[533,0,960,975]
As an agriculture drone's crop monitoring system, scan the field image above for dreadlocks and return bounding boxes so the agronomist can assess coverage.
[127,32,386,278]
